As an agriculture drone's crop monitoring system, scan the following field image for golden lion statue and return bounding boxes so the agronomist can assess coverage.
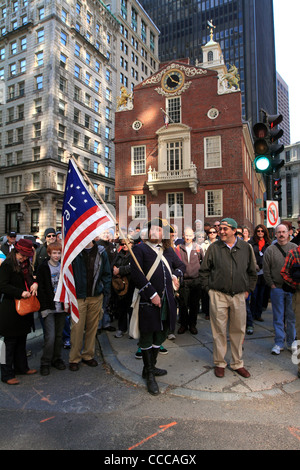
[117,86,133,110]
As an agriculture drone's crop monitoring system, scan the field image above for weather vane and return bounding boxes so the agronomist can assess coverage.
[207,19,216,41]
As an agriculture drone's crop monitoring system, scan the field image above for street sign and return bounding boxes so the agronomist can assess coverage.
[266,200,279,228]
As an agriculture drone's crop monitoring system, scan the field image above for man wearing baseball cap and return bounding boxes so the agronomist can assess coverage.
[199,218,257,378]
[1,231,17,256]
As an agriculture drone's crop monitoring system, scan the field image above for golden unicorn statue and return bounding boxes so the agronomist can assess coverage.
[221,64,240,90]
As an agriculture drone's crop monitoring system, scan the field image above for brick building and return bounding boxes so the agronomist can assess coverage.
[114,55,266,234]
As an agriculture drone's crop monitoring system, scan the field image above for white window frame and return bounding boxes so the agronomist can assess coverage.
[166,96,181,124]
[205,189,223,218]
[132,194,147,219]
[167,192,184,218]
[131,145,146,175]
[167,141,183,171]
[204,136,222,169]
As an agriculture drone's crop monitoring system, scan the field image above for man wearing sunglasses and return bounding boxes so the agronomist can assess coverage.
[199,218,257,378]
[34,227,57,271]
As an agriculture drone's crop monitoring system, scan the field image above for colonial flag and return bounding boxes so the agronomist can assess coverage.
[54,158,114,322]
[163,113,169,128]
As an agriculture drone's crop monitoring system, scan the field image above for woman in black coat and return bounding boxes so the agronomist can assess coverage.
[0,239,38,385]
[111,238,134,337]
[248,224,271,326]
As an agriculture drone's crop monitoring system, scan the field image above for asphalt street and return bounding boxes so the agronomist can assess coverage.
[1,306,300,451]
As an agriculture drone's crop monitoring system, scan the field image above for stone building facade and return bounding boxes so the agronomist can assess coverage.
[0,0,159,238]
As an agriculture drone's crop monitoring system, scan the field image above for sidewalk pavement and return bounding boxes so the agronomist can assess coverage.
[98,305,300,401]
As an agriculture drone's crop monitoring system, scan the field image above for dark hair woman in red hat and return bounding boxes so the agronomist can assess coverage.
[0,239,38,385]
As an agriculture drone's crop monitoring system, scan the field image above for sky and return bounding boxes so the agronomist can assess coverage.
[273,0,300,144]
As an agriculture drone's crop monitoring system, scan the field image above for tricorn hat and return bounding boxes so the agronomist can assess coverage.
[145,218,174,233]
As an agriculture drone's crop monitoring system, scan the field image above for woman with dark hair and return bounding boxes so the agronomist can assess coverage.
[0,239,38,385]
[248,224,271,331]
[112,238,134,338]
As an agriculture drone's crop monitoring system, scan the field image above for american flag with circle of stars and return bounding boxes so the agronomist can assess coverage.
[54,158,114,322]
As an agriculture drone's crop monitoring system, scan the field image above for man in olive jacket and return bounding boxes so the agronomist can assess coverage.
[199,218,257,378]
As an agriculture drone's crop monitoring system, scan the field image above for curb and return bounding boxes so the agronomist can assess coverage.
[98,332,300,402]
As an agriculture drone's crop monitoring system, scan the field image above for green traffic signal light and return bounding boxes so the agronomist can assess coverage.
[253,122,270,173]
[254,155,271,173]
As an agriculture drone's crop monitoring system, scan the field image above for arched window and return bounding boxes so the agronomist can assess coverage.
[208,51,213,62]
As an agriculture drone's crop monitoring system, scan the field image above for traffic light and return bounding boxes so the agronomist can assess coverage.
[253,122,271,173]
[268,114,285,173]
[273,178,282,202]
[252,113,285,174]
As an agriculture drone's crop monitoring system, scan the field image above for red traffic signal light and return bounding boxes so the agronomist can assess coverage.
[267,114,283,129]
[273,178,282,202]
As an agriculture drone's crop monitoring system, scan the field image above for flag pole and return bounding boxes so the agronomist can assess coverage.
[69,154,143,273]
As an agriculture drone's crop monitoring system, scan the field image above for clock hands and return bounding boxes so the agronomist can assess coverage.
[167,73,180,84]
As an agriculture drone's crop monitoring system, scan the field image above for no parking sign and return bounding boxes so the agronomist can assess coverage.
[266,200,279,229]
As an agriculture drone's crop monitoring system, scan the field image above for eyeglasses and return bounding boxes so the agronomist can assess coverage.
[214,224,220,227]
[46,234,56,238]
[208,231,217,234]
[256,229,264,233]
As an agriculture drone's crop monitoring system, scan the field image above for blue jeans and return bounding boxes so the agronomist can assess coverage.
[270,287,295,347]
[41,312,66,366]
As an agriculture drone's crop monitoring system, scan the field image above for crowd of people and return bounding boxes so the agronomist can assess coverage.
[0,216,299,395]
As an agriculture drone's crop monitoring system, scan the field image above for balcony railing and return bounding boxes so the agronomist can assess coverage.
[147,163,198,196]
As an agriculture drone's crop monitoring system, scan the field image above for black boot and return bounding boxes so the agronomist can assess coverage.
[142,347,167,379]
[152,347,167,376]
[141,348,159,395]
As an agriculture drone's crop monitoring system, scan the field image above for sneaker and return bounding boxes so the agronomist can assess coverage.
[168,333,176,340]
[114,330,124,338]
[287,341,298,354]
[159,345,168,355]
[271,344,284,355]
[246,326,254,335]
[135,347,142,359]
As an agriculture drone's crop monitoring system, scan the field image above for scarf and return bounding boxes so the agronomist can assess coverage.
[258,238,265,252]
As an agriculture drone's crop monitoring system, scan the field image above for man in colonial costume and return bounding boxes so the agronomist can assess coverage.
[130,218,185,395]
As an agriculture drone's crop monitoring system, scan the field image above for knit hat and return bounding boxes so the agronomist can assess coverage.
[15,239,34,257]
[44,227,56,238]
[220,218,238,229]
